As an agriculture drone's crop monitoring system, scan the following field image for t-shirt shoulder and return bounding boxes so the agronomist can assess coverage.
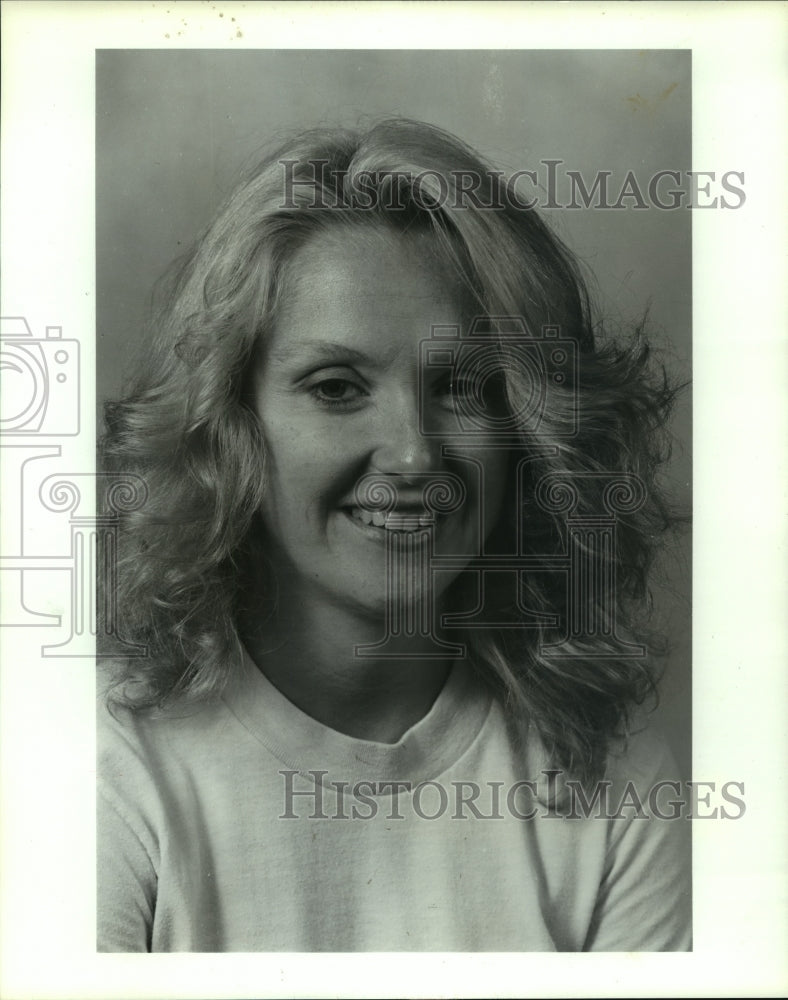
[604,713,685,791]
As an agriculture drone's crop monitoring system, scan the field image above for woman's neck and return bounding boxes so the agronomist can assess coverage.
[238,585,454,744]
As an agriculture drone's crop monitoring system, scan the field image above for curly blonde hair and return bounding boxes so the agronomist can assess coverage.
[101,119,683,783]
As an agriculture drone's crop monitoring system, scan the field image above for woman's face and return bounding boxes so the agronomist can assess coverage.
[252,224,509,618]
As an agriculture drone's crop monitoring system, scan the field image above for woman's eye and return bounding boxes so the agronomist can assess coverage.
[452,378,475,398]
[436,375,475,406]
[435,371,509,419]
[310,378,365,407]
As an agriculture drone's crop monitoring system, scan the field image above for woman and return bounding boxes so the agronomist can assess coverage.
[98,119,691,951]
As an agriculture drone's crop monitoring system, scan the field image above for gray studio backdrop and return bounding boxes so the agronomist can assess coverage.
[96,49,691,778]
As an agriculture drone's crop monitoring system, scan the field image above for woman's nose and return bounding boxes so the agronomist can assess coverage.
[369,394,439,475]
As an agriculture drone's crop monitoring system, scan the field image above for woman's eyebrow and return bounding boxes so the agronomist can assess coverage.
[271,340,380,366]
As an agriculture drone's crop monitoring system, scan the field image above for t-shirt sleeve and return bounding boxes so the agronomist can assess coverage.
[97,786,157,952]
[582,729,692,952]
[96,690,160,953]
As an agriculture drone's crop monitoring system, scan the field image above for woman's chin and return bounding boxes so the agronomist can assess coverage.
[342,582,442,621]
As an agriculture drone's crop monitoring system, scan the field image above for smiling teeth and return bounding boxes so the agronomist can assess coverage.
[350,507,434,531]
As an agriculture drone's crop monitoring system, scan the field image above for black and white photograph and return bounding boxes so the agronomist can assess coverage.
[96,48,694,954]
[1,2,786,997]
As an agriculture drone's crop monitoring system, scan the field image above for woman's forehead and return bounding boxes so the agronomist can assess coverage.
[287,223,460,289]
[264,225,469,365]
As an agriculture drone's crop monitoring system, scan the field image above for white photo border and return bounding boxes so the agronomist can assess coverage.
[1,2,786,998]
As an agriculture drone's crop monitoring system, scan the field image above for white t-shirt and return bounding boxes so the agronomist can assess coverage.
[97,649,692,951]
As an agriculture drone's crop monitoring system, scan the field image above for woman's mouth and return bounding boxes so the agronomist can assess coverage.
[346,506,435,533]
